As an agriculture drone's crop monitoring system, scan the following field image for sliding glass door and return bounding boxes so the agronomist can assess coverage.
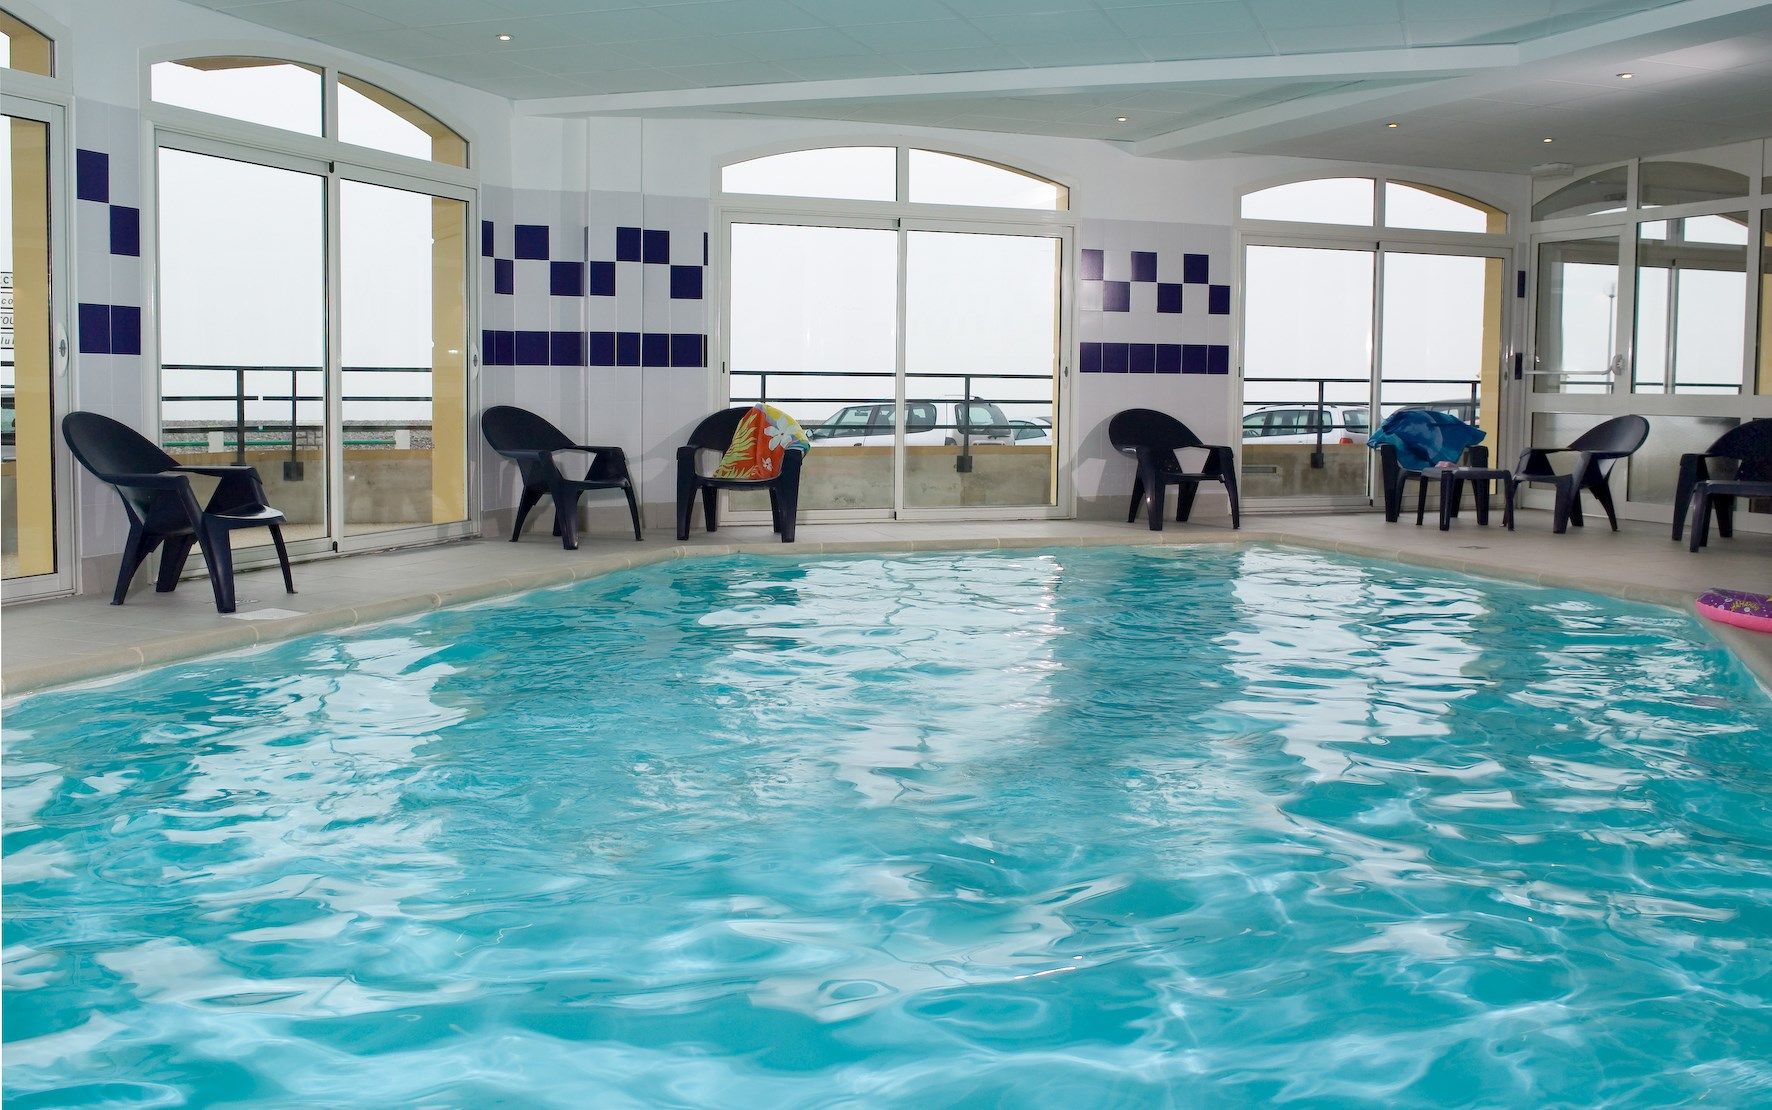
[725,216,1068,520]
[158,143,473,563]
[158,146,329,551]
[2,97,71,599]
[1241,240,1508,505]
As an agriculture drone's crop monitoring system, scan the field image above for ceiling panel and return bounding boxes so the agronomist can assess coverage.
[171,0,1769,174]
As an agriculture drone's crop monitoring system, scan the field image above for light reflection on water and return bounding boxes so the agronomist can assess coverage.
[4,545,1771,1107]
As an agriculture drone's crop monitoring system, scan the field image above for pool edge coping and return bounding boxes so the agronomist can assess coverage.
[6,529,1768,698]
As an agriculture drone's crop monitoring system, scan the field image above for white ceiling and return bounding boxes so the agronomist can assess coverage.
[179,0,1772,171]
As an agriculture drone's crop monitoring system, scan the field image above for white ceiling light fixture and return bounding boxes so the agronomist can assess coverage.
[1115,115,1129,122]
[1542,137,1554,143]
[497,33,513,42]
[1617,71,1634,78]
[1385,121,1399,128]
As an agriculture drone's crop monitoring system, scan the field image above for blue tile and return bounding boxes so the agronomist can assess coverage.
[1155,343,1182,374]
[109,206,140,257]
[1129,343,1156,374]
[110,306,141,355]
[642,332,669,367]
[671,333,704,368]
[617,331,641,367]
[587,260,616,296]
[1101,342,1129,374]
[1079,341,1101,374]
[76,150,108,203]
[515,330,548,366]
[670,264,703,300]
[1182,344,1208,374]
[1208,344,1230,375]
[1131,251,1158,282]
[588,331,617,367]
[1156,283,1183,314]
[493,330,515,367]
[643,229,670,265]
[481,220,494,257]
[1183,254,1210,284]
[1080,248,1103,281]
[514,224,549,260]
[1102,281,1130,313]
[482,329,497,361]
[550,261,585,297]
[78,303,110,354]
[1209,284,1231,315]
[494,258,514,295]
[550,330,586,367]
[616,226,642,262]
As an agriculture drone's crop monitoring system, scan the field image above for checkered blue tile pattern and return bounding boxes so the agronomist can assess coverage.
[1077,220,1233,376]
[481,212,708,369]
[72,106,146,360]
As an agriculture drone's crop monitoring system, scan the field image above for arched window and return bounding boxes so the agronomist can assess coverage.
[1637,160,1751,209]
[1531,166,1628,221]
[1240,176,1507,233]
[721,145,1067,210]
[0,8,52,75]
[150,56,467,168]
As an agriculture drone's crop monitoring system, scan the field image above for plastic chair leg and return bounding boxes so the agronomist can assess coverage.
[1176,481,1199,523]
[511,487,542,542]
[1127,475,1144,524]
[198,522,237,614]
[702,486,719,533]
[777,481,799,543]
[1690,488,1711,553]
[1588,477,1620,531]
[555,491,582,550]
[269,525,296,594]
[156,535,196,592]
[1438,475,1456,532]
[112,525,161,605]
[1415,477,1429,526]
[1552,478,1574,535]
[1223,471,1241,531]
[1715,494,1735,539]
[1473,477,1491,526]
[623,484,643,541]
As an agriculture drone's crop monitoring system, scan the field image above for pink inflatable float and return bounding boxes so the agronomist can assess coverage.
[1696,589,1772,634]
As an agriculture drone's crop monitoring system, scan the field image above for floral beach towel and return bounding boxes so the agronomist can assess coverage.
[712,403,811,480]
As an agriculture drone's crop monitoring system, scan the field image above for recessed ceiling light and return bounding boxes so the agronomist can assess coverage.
[1617,71,1634,79]
[1385,122,1399,128]
[496,33,513,41]
[1115,115,1129,122]
[1542,137,1555,143]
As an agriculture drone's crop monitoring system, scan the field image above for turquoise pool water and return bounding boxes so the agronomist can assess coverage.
[5,545,1771,1107]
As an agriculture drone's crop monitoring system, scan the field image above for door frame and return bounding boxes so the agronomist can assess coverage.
[2,92,77,603]
[1235,232,1516,512]
[716,208,1074,524]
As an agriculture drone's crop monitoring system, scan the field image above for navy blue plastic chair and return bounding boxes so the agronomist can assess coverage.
[481,405,640,549]
[1108,408,1240,531]
[62,410,294,614]
[1507,415,1649,535]
[1675,419,1772,552]
[676,408,804,543]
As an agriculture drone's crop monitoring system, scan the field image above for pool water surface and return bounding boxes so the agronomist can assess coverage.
[4,545,1771,1106]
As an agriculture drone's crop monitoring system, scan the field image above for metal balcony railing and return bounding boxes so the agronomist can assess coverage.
[159,364,435,463]
[1243,376,1482,468]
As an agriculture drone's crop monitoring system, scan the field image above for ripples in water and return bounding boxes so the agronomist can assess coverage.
[5,545,1771,1106]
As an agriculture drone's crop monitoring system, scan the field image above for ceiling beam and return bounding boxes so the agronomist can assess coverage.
[515,45,1512,118]
[1124,0,1772,158]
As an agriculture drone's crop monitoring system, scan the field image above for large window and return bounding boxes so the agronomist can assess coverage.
[1527,143,1771,530]
[1237,176,1510,504]
[151,56,474,564]
[721,145,1069,521]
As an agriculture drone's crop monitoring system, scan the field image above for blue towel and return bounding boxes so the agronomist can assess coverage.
[1366,409,1485,472]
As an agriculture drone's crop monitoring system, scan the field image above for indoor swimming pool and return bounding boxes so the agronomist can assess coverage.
[4,545,1770,1106]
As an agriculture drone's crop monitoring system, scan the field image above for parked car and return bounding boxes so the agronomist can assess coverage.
[1241,404,1369,444]
[1008,417,1052,446]
[808,399,1015,447]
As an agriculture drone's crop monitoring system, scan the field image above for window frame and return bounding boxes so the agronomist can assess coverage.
[1238,172,1512,245]
[712,139,1075,224]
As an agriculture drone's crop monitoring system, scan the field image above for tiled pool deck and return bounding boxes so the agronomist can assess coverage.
[4,510,1769,697]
